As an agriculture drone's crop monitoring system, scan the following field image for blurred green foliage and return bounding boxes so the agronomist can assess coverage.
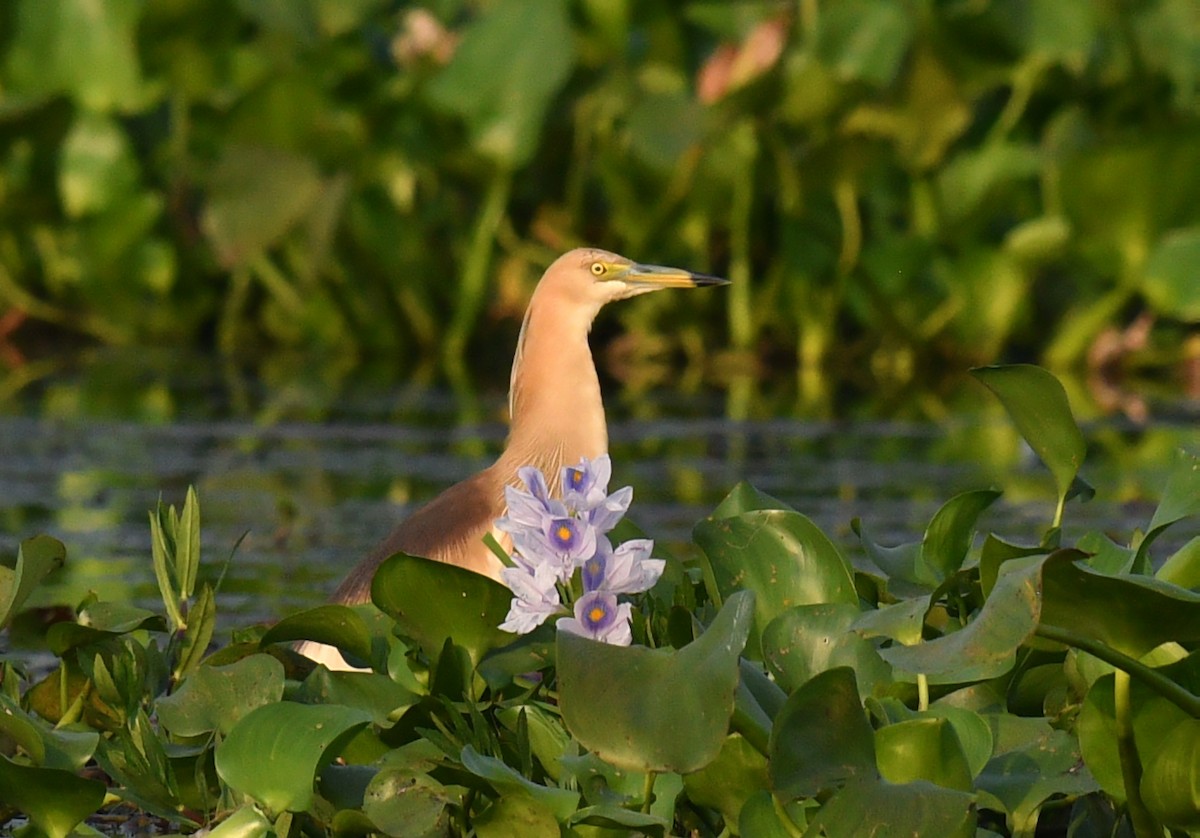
[0,0,1198,374]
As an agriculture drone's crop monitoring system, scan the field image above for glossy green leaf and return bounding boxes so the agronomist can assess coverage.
[875,718,973,792]
[177,485,200,599]
[58,111,141,217]
[0,535,66,631]
[682,734,769,828]
[1157,535,1200,590]
[922,489,1002,580]
[852,597,927,647]
[1141,718,1200,829]
[156,654,285,737]
[204,804,274,838]
[372,552,512,667]
[473,792,559,838]
[695,509,856,658]
[769,667,877,799]
[1140,448,1200,562]
[461,745,579,822]
[880,555,1045,683]
[709,481,794,519]
[426,0,574,167]
[1077,652,1200,802]
[176,582,216,681]
[738,790,810,836]
[47,601,166,654]
[761,603,892,696]
[215,702,372,814]
[976,721,1097,834]
[0,694,97,771]
[924,706,994,780]
[297,667,419,726]
[496,704,570,783]
[0,754,107,838]
[569,803,669,835]
[557,590,754,773]
[260,604,375,665]
[361,767,452,838]
[805,778,975,837]
[972,365,1086,519]
[1142,225,1200,321]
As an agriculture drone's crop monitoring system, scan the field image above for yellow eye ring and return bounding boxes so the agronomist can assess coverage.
[590,262,605,276]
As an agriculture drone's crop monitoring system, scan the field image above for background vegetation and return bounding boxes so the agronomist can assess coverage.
[1,0,1198,382]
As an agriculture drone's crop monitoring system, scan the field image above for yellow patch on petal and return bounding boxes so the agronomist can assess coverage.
[588,606,606,624]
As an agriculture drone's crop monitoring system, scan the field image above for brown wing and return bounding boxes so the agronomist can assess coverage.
[330,468,506,604]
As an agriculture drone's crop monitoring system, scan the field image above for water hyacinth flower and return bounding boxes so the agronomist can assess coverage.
[496,455,662,645]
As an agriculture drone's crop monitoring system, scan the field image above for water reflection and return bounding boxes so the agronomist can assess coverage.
[0,348,1196,652]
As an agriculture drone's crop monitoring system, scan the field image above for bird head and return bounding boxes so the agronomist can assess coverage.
[546,248,729,307]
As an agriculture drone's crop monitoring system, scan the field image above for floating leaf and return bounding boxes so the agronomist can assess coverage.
[972,365,1086,522]
[709,481,794,519]
[215,702,372,814]
[473,792,559,838]
[695,509,856,658]
[1140,448,1200,563]
[372,552,512,667]
[156,654,285,737]
[557,590,754,773]
[204,804,274,837]
[682,734,769,828]
[769,667,877,799]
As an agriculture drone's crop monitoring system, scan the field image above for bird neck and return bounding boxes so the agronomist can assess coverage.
[499,285,608,484]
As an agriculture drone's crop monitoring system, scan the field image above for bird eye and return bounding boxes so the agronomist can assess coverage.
[590,262,605,276]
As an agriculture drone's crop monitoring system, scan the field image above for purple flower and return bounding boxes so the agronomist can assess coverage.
[498,562,560,634]
[562,455,613,510]
[583,537,664,594]
[557,591,632,645]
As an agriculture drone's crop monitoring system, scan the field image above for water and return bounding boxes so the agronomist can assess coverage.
[1,348,1197,656]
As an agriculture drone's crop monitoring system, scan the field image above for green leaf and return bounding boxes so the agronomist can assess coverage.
[0,535,66,631]
[761,604,892,696]
[0,694,98,771]
[710,481,794,519]
[769,667,877,799]
[805,778,975,837]
[360,767,452,838]
[58,111,142,217]
[1157,536,1200,590]
[156,654,285,737]
[426,0,575,167]
[215,702,372,814]
[4,0,146,111]
[972,365,1086,523]
[372,552,512,667]
[852,598,928,647]
[47,601,167,654]
[0,754,107,838]
[880,554,1046,683]
[1141,718,1200,829]
[201,145,323,268]
[875,718,973,792]
[1140,448,1200,563]
[176,582,216,681]
[815,0,913,86]
[1142,226,1200,321]
[557,590,754,773]
[695,509,857,658]
[204,804,274,838]
[976,719,1098,834]
[682,734,769,828]
[297,667,419,726]
[738,789,806,836]
[461,745,580,823]
[473,792,559,838]
[177,486,200,599]
[261,604,375,666]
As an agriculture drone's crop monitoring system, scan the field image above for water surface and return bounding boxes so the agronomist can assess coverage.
[1,349,1196,653]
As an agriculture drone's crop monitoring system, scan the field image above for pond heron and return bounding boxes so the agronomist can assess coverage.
[302,247,727,668]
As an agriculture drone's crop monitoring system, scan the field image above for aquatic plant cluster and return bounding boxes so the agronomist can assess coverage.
[496,456,664,645]
[1,365,1199,837]
[0,1,1198,372]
